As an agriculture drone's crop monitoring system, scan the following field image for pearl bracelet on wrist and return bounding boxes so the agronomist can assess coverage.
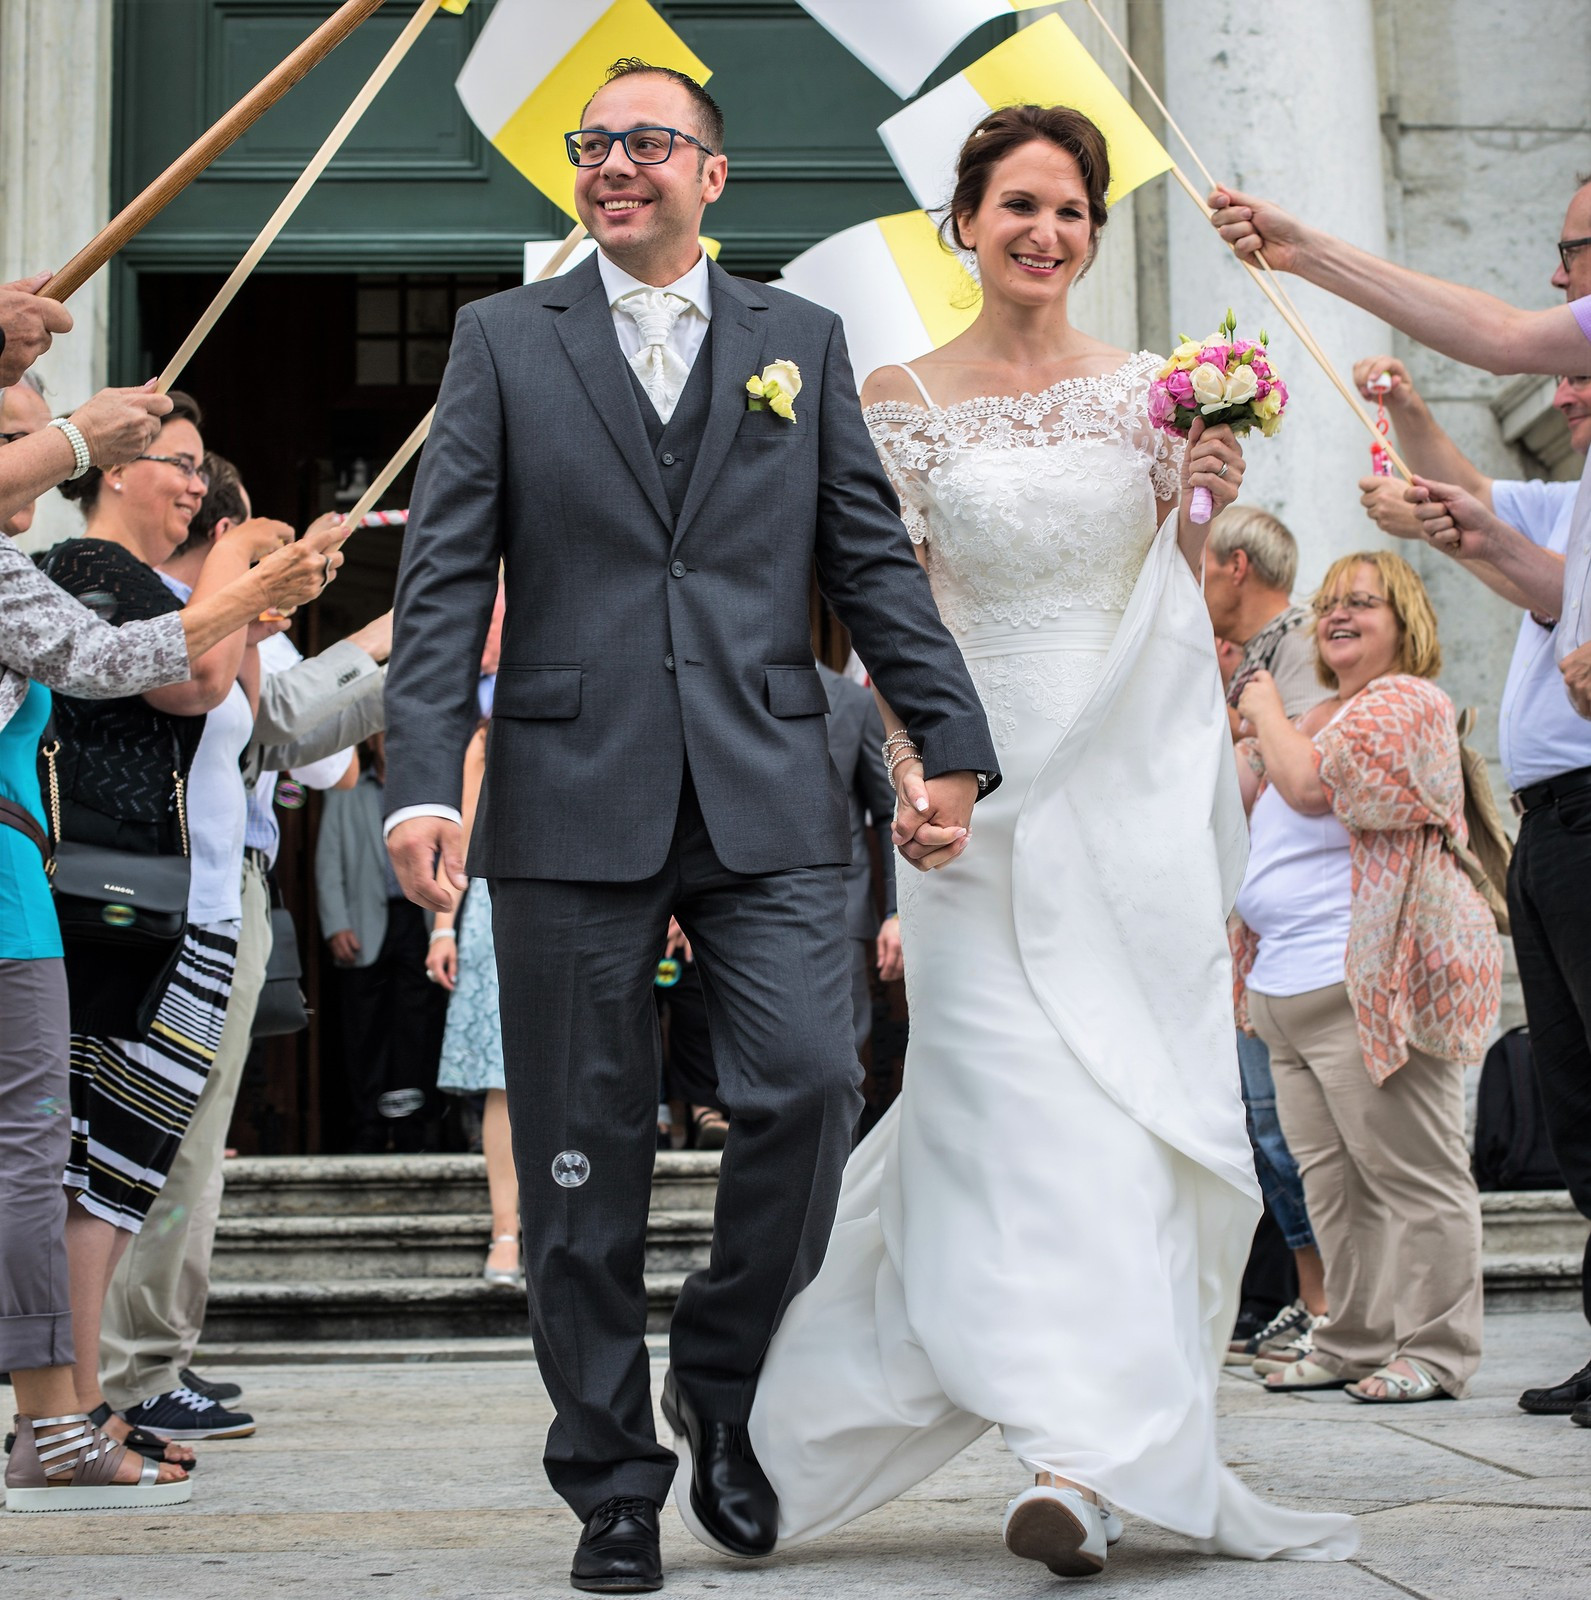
[428,927,456,943]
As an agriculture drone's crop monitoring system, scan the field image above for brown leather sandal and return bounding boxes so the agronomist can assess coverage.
[691,1106,728,1150]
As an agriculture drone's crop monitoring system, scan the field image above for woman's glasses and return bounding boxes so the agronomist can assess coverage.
[135,453,210,490]
[1311,591,1390,618]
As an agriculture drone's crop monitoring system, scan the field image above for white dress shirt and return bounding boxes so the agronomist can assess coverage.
[1492,477,1591,787]
[384,249,714,841]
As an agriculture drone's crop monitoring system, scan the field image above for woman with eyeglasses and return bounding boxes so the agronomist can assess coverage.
[34,391,298,1483]
[1231,549,1501,1405]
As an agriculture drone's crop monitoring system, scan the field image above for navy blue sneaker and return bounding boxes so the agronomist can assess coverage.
[123,1385,256,1440]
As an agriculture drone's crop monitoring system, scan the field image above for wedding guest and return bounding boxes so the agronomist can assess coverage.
[1,396,340,1503]
[1233,551,1501,1403]
[318,733,446,1152]
[99,453,377,1435]
[1204,506,1329,1363]
[0,372,51,535]
[1355,354,1591,1424]
[427,719,520,1282]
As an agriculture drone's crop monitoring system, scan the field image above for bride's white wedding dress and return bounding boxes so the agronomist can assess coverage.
[743,354,1356,1561]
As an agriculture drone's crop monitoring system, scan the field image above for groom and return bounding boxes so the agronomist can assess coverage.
[384,60,997,1592]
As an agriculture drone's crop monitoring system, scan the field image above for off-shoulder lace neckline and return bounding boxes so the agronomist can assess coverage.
[864,349,1158,420]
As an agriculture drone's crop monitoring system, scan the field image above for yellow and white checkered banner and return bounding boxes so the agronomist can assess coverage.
[878,13,1171,213]
[776,212,980,381]
[455,0,710,218]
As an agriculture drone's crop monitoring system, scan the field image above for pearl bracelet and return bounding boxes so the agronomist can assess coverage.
[428,928,456,943]
[47,416,91,481]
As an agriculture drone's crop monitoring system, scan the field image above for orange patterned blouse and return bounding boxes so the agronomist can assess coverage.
[1233,675,1502,1082]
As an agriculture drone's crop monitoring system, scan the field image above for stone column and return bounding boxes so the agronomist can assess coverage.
[1163,0,1391,591]
[0,0,115,549]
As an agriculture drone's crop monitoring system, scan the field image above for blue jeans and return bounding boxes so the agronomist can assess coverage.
[1237,1028,1316,1250]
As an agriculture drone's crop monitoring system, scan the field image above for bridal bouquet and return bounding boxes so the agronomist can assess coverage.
[1148,310,1289,523]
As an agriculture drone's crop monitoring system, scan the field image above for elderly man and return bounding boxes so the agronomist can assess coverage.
[1210,176,1591,719]
[0,373,50,536]
[1211,173,1591,1426]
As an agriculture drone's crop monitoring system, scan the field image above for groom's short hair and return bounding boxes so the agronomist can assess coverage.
[585,58,724,155]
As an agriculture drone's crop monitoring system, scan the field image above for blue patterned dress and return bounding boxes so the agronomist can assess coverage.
[436,879,505,1093]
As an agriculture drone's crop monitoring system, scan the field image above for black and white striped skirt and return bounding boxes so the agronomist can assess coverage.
[65,921,238,1232]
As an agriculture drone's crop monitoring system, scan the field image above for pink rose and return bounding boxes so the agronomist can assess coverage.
[1199,343,1232,370]
[1147,384,1177,429]
[1166,369,1196,406]
[1271,379,1289,409]
[1254,378,1272,400]
[1250,353,1272,380]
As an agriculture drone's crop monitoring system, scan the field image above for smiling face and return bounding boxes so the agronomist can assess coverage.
[573,74,726,281]
[1551,181,1591,298]
[954,139,1097,310]
[1555,374,1591,455]
[1315,561,1402,691]
[106,417,206,564]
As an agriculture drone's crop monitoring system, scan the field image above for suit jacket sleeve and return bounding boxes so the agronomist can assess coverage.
[251,672,385,776]
[810,317,999,791]
[382,304,506,819]
[315,790,352,935]
[856,690,898,918]
[252,638,379,745]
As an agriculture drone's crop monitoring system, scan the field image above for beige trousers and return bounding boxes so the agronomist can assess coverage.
[1248,981,1483,1397]
[99,860,272,1407]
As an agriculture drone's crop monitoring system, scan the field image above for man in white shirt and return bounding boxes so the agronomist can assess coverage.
[1358,355,1591,1426]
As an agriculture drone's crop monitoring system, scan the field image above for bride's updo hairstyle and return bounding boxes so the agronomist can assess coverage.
[941,104,1111,267]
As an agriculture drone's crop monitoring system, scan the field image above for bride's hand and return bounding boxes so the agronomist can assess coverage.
[1181,418,1244,519]
[892,758,971,872]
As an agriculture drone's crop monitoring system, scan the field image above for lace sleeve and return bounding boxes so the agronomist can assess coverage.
[865,405,931,546]
[1125,355,1184,502]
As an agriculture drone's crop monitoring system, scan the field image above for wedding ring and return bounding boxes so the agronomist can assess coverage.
[1217,461,1230,478]
[320,555,333,588]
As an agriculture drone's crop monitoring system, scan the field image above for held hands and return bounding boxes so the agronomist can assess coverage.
[70,383,173,466]
[1206,188,1308,272]
[891,759,978,872]
[388,814,468,913]
[0,272,73,385]
[1181,417,1245,518]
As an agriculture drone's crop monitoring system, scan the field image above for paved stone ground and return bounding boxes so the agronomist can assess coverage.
[3,1310,1587,1599]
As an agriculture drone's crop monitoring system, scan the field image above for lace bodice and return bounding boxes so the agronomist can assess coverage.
[864,352,1181,635]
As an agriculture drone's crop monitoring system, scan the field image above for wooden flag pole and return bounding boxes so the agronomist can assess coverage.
[339,221,589,530]
[41,0,389,304]
[158,0,441,393]
[1078,0,1411,480]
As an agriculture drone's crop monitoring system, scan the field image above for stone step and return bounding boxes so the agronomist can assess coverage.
[211,1210,715,1281]
[200,1274,689,1342]
[217,1152,721,1218]
[1477,1188,1590,1258]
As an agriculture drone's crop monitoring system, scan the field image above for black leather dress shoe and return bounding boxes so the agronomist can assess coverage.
[570,1496,663,1593]
[1518,1357,1591,1414]
[660,1371,777,1558]
[1572,1399,1591,1428]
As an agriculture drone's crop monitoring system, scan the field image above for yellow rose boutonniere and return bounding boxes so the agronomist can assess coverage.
[746,358,802,422]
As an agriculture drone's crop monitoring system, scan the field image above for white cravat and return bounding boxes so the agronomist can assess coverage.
[617,289,693,422]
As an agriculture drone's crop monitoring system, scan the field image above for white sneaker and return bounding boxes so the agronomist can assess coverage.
[1002,1483,1120,1577]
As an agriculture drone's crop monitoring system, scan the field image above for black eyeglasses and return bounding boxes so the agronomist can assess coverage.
[1558,234,1591,272]
[136,452,210,490]
[564,125,716,168]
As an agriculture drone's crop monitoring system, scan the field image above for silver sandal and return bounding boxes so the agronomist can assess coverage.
[1346,1360,1451,1404]
[4,1413,193,1512]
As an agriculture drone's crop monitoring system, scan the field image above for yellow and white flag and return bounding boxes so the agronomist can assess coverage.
[777,212,979,382]
[879,13,1171,213]
[455,0,710,218]
[793,0,1053,98]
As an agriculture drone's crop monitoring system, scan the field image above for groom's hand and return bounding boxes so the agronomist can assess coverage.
[893,766,977,872]
[388,815,468,912]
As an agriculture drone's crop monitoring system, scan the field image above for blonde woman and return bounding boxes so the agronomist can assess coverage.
[1234,550,1501,1403]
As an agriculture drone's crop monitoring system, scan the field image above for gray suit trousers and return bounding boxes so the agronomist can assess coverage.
[492,775,862,1519]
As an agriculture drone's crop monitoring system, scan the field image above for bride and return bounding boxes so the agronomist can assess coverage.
[694,106,1358,1576]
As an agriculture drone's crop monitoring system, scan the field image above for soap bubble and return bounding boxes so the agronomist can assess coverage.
[551,1151,590,1188]
[377,1088,425,1119]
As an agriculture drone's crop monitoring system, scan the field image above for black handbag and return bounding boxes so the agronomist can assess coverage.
[252,904,310,1038]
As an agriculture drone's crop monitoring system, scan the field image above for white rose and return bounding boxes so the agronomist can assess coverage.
[1190,362,1227,408]
[1223,365,1258,406]
[761,358,801,398]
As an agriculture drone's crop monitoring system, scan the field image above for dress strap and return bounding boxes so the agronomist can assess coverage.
[886,363,939,411]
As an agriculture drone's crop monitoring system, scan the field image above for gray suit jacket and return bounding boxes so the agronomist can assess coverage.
[245,638,386,784]
[819,663,896,939]
[385,255,997,881]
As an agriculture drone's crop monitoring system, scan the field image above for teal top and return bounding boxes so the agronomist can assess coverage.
[0,681,62,960]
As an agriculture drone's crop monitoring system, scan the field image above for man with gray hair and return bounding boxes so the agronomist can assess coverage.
[1204,505,1334,720]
